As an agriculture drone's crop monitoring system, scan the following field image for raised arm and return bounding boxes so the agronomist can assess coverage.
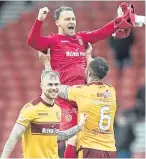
[1,123,26,158]
[57,113,87,142]
[85,42,93,66]
[113,3,146,39]
[38,49,52,71]
[27,7,54,52]
[80,3,135,44]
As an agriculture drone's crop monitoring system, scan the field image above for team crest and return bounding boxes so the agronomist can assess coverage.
[65,115,72,122]
[104,90,110,98]
[78,38,83,46]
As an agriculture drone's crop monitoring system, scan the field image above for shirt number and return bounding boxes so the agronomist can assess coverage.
[99,106,111,131]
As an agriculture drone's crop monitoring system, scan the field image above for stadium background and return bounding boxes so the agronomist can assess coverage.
[0,1,145,158]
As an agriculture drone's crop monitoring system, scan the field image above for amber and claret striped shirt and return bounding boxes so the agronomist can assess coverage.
[16,96,61,158]
[68,82,117,152]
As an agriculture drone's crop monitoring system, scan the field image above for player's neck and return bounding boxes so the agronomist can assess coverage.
[41,94,55,106]
[89,79,102,84]
[91,80,102,82]
[58,29,64,35]
[58,29,74,37]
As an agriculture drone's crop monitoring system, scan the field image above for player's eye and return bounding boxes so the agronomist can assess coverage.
[48,83,53,87]
[55,83,59,86]
[65,18,70,21]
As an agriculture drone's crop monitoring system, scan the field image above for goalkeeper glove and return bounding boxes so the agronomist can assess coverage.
[117,2,146,27]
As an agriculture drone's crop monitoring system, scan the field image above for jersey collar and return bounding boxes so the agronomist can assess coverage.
[40,96,54,107]
[87,81,103,86]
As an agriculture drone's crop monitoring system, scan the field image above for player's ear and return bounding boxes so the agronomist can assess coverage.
[88,69,91,77]
[55,20,60,27]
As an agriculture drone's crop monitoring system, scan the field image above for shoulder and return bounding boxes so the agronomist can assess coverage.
[48,33,62,38]
[105,84,116,93]
[21,102,34,110]
[47,33,58,40]
[30,96,42,106]
[54,103,61,114]
[19,102,36,116]
[76,31,87,36]
[70,84,85,94]
[20,96,41,112]
[71,84,84,90]
[105,84,115,89]
[76,32,87,40]
[77,31,93,38]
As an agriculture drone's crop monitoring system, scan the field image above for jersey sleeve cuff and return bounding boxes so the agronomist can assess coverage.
[35,18,44,25]
[16,122,27,128]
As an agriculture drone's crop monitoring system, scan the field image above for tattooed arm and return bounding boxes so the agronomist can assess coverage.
[57,125,81,142]
[58,85,69,100]
[57,113,87,142]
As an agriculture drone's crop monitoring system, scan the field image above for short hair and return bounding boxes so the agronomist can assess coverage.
[54,6,73,20]
[88,57,110,80]
[41,70,60,83]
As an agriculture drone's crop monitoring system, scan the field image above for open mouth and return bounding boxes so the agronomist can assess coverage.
[49,90,58,93]
[68,26,75,30]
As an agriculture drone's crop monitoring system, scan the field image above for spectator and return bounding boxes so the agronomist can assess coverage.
[108,30,135,71]
[115,85,145,158]
[115,113,135,158]
[136,85,145,104]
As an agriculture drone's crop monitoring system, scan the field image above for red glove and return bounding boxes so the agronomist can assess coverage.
[119,2,129,14]
[122,3,145,27]
[114,11,135,30]
[113,2,135,39]
[117,2,136,27]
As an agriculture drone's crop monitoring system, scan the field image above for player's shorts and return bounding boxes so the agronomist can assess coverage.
[78,147,117,158]
[55,98,78,130]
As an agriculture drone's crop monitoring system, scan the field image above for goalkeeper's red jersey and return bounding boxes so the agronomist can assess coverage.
[28,19,115,85]
[28,19,116,129]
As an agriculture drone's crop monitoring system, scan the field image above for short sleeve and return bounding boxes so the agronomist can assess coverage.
[68,85,82,102]
[16,103,36,127]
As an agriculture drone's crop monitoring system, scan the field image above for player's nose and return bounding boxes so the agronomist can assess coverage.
[70,19,75,23]
[52,85,56,89]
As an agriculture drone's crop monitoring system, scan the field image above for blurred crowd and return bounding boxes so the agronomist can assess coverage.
[115,85,145,158]
[108,23,145,158]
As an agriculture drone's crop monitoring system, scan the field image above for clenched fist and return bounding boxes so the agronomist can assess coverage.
[38,7,50,21]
